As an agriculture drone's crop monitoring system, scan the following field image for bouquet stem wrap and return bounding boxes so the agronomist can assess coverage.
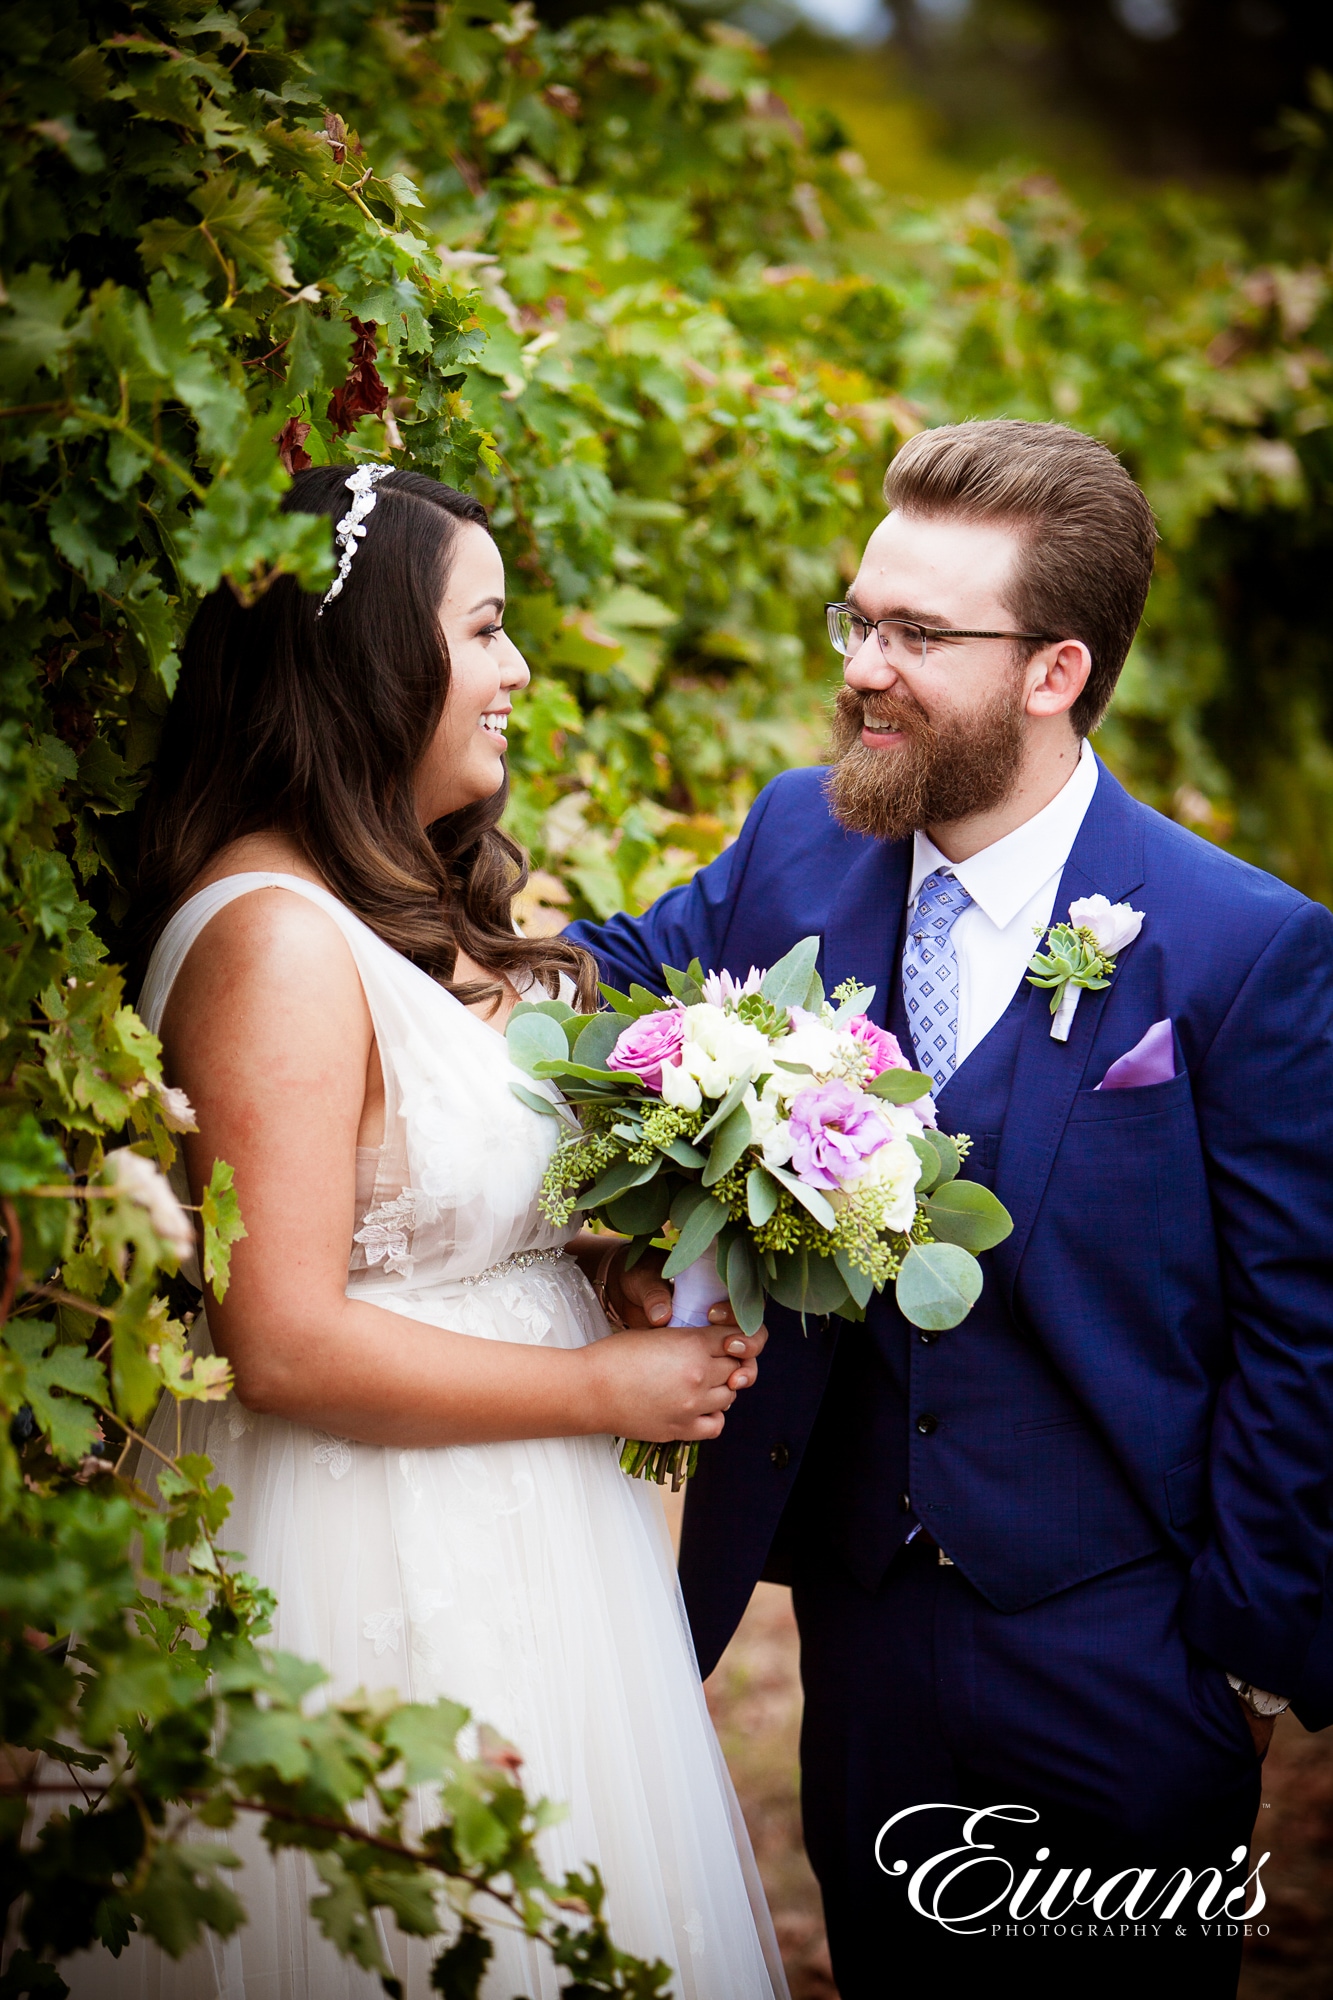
[619,1250,731,1489]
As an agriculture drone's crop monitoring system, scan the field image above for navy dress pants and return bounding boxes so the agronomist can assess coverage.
[792,1537,1264,2000]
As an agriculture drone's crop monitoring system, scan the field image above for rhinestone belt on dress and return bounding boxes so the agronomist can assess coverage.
[460,1245,569,1288]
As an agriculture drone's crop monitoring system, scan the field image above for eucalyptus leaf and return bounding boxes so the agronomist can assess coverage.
[662,1194,729,1279]
[581,1154,661,1208]
[508,1082,573,1124]
[505,1011,569,1077]
[725,1234,765,1336]
[597,983,637,1015]
[531,1058,625,1085]
[695,1070,753,1143]
[701,1103,752,1186]
[670,1182,713,1229]
[662,963,705,1006]
[662,1136,707,1169]
[866,1068,933,1103]
[764,1249,853,1317]
[831,985,876,1025]
[605,1177,674,1237]
[923,1180,1013,1253]
[895,1242,984,1330]
[759,935,821,1012]
[927,1130,960,1185]
[571,1011,625,1072]
[834,1247,875,1309]
[746,1164,780,1227]
[766,1162,837,1230]
[906,1130,942,1193]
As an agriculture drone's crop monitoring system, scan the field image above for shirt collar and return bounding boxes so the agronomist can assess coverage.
[909,739,1099,931]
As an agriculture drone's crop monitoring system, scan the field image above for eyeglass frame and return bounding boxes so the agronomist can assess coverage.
[825,602,1055,666]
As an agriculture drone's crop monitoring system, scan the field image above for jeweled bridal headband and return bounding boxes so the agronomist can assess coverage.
[316,463,395,616]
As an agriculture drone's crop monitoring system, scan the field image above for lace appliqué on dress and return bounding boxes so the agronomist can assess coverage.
[353,1190,418,1280]
[362,1610,404,1657]
[311,1431,353,1479]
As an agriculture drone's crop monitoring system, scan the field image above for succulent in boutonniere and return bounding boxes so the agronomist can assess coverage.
[1028,895,1146,1042]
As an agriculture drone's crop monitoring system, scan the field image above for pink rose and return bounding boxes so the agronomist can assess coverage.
[605,1007,685,1092]
[847,1015,908,1077]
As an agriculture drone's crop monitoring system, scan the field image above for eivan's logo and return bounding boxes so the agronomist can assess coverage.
[875,1805,1270,1937]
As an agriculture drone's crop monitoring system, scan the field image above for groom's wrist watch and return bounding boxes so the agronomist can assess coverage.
[1227,1673,1290,1719]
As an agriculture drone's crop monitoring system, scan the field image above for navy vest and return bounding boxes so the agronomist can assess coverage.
[784,940,1163,1610]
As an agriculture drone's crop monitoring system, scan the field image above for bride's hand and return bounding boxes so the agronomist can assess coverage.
[584,1324,767,1443]
[602,1243,767,1391]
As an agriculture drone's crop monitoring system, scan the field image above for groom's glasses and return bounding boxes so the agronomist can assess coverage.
[825,603,1053,670]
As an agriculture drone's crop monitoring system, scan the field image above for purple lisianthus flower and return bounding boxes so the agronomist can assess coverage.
[605,1007,685,1092]
[788,1081,891,1191]
[845,1015,908,1078]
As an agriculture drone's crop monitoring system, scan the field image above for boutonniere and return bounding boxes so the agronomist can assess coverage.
[1028,894,1145,1042]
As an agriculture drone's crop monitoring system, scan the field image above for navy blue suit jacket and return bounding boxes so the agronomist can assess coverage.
[566,762,1333,1719]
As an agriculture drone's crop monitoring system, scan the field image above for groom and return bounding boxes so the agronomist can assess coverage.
[566,419,1333,1997]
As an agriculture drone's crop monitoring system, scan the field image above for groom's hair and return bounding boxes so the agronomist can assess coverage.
[883,419,1157,735]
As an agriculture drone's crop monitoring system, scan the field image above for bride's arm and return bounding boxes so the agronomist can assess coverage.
[159,888,762,1448]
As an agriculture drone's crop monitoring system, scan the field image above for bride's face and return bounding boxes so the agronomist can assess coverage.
[414,522,530,825]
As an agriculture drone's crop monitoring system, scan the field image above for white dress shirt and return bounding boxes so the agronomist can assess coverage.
[908,740,1099,1070]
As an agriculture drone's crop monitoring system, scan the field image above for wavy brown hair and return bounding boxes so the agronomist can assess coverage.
[132,466,596,1010]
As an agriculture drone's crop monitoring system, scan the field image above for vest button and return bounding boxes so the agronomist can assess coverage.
[898,1491,912,1513]
[915,1412,939,1436]
[769,1442,790,1469]
[918,1329,938,1346]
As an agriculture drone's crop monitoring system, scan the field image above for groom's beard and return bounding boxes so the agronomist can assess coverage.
[825,678,1028,843]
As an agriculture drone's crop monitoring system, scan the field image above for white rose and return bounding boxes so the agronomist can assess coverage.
[1067,894,1144,957]
[843,1134,922,1234]
[660,1059,702,1112]
[760,1119,796,1171]
[106,1149,196,1261]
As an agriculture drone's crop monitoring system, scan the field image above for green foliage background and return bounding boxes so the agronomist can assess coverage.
[0,0,1331,1984]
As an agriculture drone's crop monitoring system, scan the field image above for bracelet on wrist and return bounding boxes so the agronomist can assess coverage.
[593,1239,628,1329]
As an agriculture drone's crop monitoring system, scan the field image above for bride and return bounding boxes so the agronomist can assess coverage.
[92,465,786,1998]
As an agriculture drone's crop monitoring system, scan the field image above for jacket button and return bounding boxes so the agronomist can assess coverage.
[898,1491,912,1513]
[915,1413,939,1436]
[769,1442,790,1469]
[918,1330,938,1346]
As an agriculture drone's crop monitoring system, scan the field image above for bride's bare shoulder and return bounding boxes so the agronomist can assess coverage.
[165,840,364,1026]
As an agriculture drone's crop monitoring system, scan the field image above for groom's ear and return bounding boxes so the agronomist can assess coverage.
[1023,639,1092,721]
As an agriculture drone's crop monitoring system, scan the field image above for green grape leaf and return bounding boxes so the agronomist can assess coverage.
[201,1159,246,1297]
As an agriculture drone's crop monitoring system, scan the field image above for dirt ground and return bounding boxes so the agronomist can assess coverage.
[662,1494,1333,1998]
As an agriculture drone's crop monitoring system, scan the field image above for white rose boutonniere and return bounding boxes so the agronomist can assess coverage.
[1028,894,1145,1042]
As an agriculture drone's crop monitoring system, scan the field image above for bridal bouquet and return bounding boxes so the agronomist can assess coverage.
[506,937,1011,1484]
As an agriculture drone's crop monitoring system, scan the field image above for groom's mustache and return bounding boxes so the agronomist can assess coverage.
[832,684,931,747]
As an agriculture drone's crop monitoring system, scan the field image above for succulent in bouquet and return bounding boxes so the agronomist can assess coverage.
[506,938,1012,1485]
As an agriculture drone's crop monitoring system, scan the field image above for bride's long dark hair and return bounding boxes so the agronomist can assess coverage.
[131,465,596,1009]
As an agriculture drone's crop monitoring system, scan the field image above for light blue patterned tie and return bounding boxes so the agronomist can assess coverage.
[902,869,974,1093]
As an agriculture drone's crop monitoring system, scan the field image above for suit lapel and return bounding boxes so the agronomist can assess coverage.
[820,832,912,1029]
[991,764,1147,1300]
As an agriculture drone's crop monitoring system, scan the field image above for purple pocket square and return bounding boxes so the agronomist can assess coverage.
[1097,1018,1176,1091]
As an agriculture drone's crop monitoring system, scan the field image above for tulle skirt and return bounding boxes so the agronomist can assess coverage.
[69,1260,785,1999]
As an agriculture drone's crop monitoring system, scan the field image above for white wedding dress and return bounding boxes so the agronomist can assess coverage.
[77,874,785,2000]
